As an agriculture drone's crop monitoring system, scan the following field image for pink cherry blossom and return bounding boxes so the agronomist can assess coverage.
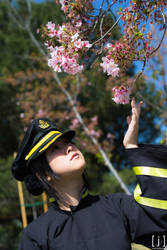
[106,133,113,139]
[45,20,92,75]
[91,116,98,122]
[71,33,80,42]
[88,129,100,137]
[76,20,82,27]
[100,57,119,77]
[112,86,131,104]
[74,39,83,49]
[37,109,45,117]
[81,142,87,147]
[70,118,80,129]
[82,41,92,48]
[59,0,66,11]
[20,113,24,118]
[46,21,55,31]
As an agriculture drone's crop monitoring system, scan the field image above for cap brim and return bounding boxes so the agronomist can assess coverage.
[59,130,75,141]
[27,129,75,164]
[38,129,76,154]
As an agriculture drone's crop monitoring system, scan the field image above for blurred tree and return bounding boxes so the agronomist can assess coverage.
[0,0,65,153]
[0,1,65,249]
[0,156,21,250]
[0,0,64,73]
[0,80,22,157]
[6,65,162,195]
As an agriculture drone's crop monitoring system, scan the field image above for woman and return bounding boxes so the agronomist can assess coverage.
[12,99,167,249]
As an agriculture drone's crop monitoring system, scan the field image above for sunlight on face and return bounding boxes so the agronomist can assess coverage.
[45,137,86,177]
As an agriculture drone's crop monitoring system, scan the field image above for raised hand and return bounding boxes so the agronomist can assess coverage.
[123,98,143,149]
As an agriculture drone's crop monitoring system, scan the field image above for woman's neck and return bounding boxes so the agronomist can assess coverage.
[55,175,84,211]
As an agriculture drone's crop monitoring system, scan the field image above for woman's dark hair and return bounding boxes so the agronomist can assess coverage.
[24,154,90,204]
[24,154,59,198]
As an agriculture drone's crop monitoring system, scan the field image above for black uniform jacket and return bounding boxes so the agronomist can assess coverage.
[18,145,167,250]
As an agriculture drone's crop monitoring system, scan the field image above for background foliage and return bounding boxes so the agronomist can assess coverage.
[0,0,166,249]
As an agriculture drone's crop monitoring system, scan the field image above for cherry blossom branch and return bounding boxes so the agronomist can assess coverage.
[99,1,114,38]
[27,26,47,57]
[41,0,167,105]
[100,10,105,38]
[91,16,121,46]
[132,12,166,87]
[91,0,119,47]
[133,59,146,86]
[149,13,167,57]
[136,92,164,114]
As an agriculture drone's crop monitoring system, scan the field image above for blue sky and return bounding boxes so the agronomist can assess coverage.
[91,0,150,74]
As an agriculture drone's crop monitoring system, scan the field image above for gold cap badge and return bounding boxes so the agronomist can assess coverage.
[38,120,50,129]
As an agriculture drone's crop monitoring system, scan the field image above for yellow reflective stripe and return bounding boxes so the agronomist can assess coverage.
[39,133,62,153]
[49,197,55,203]
[134,184,167,210]
[25,131,62,160]
[133,166,167,178]
[49,190,89,204]
[82,189,89,199]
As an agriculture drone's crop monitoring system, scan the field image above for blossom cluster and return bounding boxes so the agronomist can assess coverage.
[100,57,119,77]
[112,86,131,104]
[103,41,137,72]
[45,20,120,77]
[41,0,166,104]
[57,0,94,22]
[45,21,92,74]
[119,0,167,61]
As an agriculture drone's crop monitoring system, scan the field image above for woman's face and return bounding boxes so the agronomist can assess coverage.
[45,137,86,177]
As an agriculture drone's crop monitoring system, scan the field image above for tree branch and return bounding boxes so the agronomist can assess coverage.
[25,0,32,28]
[7,0,25,28]
[149,12,167,57]
[73,74,81,104]
[92,15,121,46]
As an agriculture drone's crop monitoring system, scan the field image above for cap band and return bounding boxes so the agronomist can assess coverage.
[25,130,62,161]
[39,133,62,153]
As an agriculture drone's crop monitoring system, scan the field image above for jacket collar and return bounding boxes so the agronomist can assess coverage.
[49,186,89,213]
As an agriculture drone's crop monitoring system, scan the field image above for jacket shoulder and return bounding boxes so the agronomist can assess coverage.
[23,205,60,243]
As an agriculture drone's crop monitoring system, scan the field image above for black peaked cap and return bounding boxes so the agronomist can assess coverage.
[12,118,75,181]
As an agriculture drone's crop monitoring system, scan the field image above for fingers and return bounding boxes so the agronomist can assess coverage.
[131,97,143,119]
[131,97,136,108]
[126,98,142,126]
[126,115,132,125]
[137,101,143,115]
